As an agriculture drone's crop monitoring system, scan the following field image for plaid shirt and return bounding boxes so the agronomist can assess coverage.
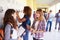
[32,19,45,39]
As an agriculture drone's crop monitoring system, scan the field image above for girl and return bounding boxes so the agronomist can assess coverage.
[16,6,32,40]
[32,9,46,40]
[3,9,18,40]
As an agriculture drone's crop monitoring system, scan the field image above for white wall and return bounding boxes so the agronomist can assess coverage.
[0,0,26,27]
[48,3,60,14]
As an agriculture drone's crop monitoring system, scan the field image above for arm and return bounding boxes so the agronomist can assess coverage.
[55,13,58,18]
[26,20,31,30]
[26,24,30,30]
[46,13,49,21]
[16,13,26,23]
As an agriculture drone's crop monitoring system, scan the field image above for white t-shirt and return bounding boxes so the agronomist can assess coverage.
[48,13,54,21]
[12,28,18,39]
[58,13,60,17]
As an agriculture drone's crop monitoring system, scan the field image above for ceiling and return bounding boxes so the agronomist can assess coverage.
[36,0,60,6]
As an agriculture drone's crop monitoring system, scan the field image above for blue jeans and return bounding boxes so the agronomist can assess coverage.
[58,22,60,30]
[55,20,60,30]
[55,20,58,29]
[23,30,29,40]
[46,21,52,32]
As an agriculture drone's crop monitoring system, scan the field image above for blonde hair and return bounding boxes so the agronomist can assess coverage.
[36,9,44,21]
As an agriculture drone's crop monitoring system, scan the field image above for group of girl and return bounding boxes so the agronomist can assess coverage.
[4,6,45,40]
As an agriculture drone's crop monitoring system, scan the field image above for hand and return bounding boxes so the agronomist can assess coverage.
[29,27,33,31]
[18,37,22,40]
[10,34,12,38]
[33,30,36,33]
[16,27,18,31]
[16,13,19,17]
[16,11,20,17]
[30,28,35,34]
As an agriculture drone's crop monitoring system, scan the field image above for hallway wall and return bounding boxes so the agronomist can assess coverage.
[48,3,60,14]
[0,0,26,27]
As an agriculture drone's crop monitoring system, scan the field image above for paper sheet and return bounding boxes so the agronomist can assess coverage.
[18,26,25,37]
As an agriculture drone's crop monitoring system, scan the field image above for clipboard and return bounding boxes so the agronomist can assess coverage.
[18,26,25,37]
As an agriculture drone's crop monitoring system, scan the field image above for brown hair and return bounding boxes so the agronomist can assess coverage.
[37,9,42,12]
[23,6,32,18]
[59,10,60,12]
[3,9,17,29]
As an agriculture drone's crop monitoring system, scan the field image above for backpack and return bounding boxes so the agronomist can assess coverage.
[0,29,4,40]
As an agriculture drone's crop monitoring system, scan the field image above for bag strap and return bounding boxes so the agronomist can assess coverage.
[10,26,13,34]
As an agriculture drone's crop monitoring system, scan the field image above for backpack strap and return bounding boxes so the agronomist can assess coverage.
[0,29,4,40]
[10,26,13,38]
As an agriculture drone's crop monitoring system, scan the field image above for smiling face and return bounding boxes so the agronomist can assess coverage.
[34,11,40,20]
[36,11,40,18]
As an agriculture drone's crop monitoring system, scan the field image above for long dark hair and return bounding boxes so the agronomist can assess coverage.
[3,9,17,29]
[23,6,32,18]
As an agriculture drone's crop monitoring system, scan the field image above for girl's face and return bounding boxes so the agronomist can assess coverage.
[12,12,17,20]
[36,11,40,18]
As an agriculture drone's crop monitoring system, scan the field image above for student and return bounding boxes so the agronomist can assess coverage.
[55,10,60,31]
[16,6,32,40]
[46,10,53,32]
[43,11,47,21]
[3,9,18,40]
[32,9,46,40]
